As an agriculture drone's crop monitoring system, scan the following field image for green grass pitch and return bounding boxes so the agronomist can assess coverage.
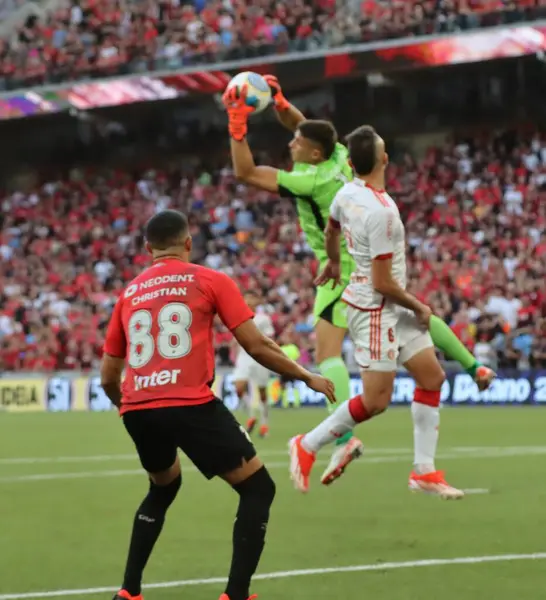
[1,406,545,600]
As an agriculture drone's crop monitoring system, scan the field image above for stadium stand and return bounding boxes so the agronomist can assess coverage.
[1,128,545,373]
[0,0,544,90]
[0,0,22,20]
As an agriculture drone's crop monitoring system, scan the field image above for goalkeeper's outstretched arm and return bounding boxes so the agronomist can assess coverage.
[222,80,309,195]
[230,136,280,193]
[265,74,305,132]
[222,83,280,193]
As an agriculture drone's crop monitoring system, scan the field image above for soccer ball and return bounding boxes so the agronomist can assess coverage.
[226,71,272,114]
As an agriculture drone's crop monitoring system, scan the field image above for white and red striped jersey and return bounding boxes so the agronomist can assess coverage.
[329,178,406,310]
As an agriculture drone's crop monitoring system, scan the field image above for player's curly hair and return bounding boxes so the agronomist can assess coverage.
[298,120,338,159]
[345,125,378,176]
[145,210,189,250]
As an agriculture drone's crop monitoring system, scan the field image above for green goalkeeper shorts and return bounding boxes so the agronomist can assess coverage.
[313,258,353,330]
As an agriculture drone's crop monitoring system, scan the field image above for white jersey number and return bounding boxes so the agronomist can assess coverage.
[128,302,192,368]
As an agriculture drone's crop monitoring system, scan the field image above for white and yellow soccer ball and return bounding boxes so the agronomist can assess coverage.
[226,71,272,114]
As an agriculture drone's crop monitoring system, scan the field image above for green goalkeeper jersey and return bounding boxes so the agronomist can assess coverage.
[277,143,354,267]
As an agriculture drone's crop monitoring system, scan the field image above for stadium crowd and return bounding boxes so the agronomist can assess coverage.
[1,128,545,373]
[0,0,544,90]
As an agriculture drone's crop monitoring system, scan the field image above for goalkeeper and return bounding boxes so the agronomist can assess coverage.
[222,79,495,487]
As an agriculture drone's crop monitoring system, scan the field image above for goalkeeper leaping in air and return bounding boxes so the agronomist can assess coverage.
[222,77,495,495]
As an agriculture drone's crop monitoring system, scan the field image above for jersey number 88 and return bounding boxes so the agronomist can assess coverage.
[128,302,193,368]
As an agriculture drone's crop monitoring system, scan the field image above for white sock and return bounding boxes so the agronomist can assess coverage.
[238,392,253,416]
[302,401,356,453]
[411,401,440,473]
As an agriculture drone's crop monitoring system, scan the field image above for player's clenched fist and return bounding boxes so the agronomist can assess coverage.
[263,74,290,111]
[304,374,337,404]
[222,84,255,141]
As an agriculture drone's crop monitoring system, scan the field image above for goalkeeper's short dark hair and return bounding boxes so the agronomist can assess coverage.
[145,210,189,250]
[298,120,338,160]
[345,125,379,176]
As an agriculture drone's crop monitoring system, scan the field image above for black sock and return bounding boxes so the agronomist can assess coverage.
[122,475,181,595]
[225,467,276,600]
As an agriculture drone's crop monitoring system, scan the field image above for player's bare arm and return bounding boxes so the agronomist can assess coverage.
[222,84,280,193]
[233,319,337,403]
[229,137,280,192]
[100,353,124,408]
[325,217,341,263]
[371,257,431,326]
[264,74,306,133]
[315,217,341,288]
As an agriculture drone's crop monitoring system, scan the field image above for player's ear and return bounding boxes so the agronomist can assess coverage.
[348,158,354,170]
[383,152,389,166]
[185,235,192,253]
[144,241,153,255]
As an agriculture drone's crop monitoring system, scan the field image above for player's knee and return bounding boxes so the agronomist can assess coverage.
[149,473,181,511]
[363,384,393,415]
[433,369,447,390]
[368,394,390,415]
[418,368,446,392]
[235,466,276,509]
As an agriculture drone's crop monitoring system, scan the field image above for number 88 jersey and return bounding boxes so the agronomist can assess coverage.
[103,258,253,414]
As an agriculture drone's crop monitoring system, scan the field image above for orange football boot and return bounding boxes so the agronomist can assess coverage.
[113,590,143,600]
[289,434,316,493]
[409,470,464,499]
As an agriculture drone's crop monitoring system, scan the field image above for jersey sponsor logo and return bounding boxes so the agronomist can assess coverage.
[388,328,395,343]
[131,287,188,306]
[125,274,195,300]
[139,274,194,289]
[133,368,182,391]
[125,284,138,298]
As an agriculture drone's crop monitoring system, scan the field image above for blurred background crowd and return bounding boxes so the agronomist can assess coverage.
[1,128,545,372]
[1,0,544,90]
[0,0,545,375]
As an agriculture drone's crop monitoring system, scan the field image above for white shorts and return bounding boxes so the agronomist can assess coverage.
[347,304,433,372]
[232,351,271,388]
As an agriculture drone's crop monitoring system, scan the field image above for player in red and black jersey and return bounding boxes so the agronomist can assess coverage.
[101,210,336,600]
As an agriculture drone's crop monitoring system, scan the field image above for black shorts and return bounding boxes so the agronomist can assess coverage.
[122,399,256,479]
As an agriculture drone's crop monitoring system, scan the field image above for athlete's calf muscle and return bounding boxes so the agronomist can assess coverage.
[361,370,395,414]
[315,318,347,363]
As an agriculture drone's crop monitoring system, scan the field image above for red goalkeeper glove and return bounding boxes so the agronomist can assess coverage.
[264,74,290,112]
[222,84,255,141]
